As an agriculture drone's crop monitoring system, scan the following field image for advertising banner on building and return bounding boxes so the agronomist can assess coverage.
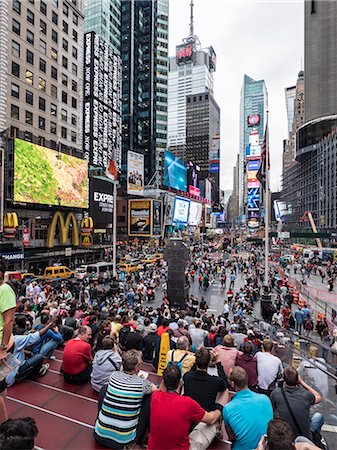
[188,202,203,226]
[247,187,260,210]
[14,138,88,208]
[84,32,121,168]
[163,193,175,227]
[210,136,220,160]
[89,178,113,225]
[247,114,260,127]
[172,197,190,225]
[164,151,187,191]
[249,130,259,146]
[247,160,260,171]
[246,144,261,160]
[205,179,212,203]
[128,199,152,237]
[127,151,144,196]
[210,162,220,173]
[152,200,162,236]
[187,162,200,192]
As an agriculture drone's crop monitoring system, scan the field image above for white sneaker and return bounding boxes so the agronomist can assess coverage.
[49,355,56,360]
[39,363,50,376]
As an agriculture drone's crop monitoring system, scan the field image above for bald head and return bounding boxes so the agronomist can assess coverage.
[176,336,189,350]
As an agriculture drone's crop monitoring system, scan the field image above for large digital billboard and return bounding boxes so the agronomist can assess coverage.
[164,151,187,192]
[152,200,162,236]
[247,160,260,171]
[188,202,202,226]
[246,144,261,160]
[14,138,88,208]
[176,44,193,63]
[127,151,144,196]
[172,197,190,225]
[163,193,175,227]
[84,32,121,168]
[247,187,260,211]
[128,199,152,237]
[89,178,113,225]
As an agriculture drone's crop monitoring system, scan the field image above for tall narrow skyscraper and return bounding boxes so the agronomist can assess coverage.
[239,75,268,224]
[167,1,216,160]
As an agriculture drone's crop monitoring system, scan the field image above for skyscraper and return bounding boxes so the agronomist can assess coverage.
[285,86,296,135]
[121,0,169,186]
[186,91,220,204]
[167,1,216,160]
[239,75,268,221]
[84,0,121,55]
[304,0,337,122]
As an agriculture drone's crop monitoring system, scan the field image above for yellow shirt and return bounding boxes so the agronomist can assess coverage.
[166,349,196,375]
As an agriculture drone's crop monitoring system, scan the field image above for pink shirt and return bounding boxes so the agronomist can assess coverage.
[215,345,242,376]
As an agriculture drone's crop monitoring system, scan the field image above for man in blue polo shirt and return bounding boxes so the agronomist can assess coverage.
[223,366,273,450]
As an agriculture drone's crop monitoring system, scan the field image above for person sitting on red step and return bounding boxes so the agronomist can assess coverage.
[61,325,92,384]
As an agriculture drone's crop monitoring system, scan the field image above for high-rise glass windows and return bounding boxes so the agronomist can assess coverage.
[11,83,20,99]
[26,70,33,85]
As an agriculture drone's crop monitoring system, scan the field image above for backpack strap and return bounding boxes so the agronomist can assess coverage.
[108,357,119,371]
[178,352,189,364]
[171,350,175,362]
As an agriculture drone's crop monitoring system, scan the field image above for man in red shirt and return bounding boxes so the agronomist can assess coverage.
[147,364,227,450]
[61,326,92,384]
[156,318,169,337]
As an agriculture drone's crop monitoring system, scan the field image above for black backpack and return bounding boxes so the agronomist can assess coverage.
[119,325,131,351]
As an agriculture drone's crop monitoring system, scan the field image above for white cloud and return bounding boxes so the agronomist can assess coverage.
[168,0,304,192]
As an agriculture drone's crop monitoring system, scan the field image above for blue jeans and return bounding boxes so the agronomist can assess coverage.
[38,339,60,358]
[295,413,324,444]
[17,354,43,379]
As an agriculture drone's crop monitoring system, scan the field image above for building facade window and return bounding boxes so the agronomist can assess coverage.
[62,20,68,34]
[72,46,77,59]
[51,85,57,98]
[63,3,69,16]
[71,97,77,108]
[38,78,46,92]
[62,38,68,51]
[11,104,20,120]
[62,56,68,69]
[50,122,57,134]
[61,126,67,138]
[12,19,20,35]
[71,131,77,143]
[39,39,46,54]
[52,11,58,25]
[11,40,20,57]
[40,19,46,34]
[71,80,77,92]
[38,116,46,130]
[26,30,34,45]
[51,29,58,43]
[27,9,34,25]
[40,1,47,15]
[11,83,20,99]
[51,103,57,116]
[25,70,33,85]
[39,58,46,73]
[73,13,78,25]
[26,90,33,105]
[61,108,67,121]
[61,73,68,86]
[39,96,46,111]
[51,48,58,61]
[13,0,21,14]
[72,29,77,42]
[51,66,58,79]
[71,63,77,76]
[71,114,77,125]
[25,110,33,125]
[26,49,34,65]
[61,91,67,103]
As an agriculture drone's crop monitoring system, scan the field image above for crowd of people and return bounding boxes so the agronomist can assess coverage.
[0,239,334,450]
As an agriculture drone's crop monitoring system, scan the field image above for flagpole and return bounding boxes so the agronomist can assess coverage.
[264,111,269,287]
[112,178,117,279]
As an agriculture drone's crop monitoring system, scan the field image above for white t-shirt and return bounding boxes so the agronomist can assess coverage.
[189,328,207,348]
[256,351,283,390]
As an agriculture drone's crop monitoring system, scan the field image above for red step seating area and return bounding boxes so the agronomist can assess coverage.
[6,348,226,449]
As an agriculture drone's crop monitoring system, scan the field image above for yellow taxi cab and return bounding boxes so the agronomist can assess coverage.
[21,272,41,281]
[153,253,163,261]
[118,262,139,273]
[44,266,74,280]
[140,255,156,264]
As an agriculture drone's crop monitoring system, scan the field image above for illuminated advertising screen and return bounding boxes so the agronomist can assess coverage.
[189,186,200,197]
[247,114,260,127]
[163,193,175,227]
[127,151,144,196]
[247,170,259,188]
[152,200,162,236]
[247,160,260,171]
[248,218,259,228]
[172,197,190,225]
[90,178,113,225]
[210,136,220,160]
[188,201,202,226]
[14,138,88,208]
[176,44,193,63]
[187,162,200,191]
[164,151,187,191]
[246,145,261,160]
[248,210,260,219]
[210,162,220,173]
[247,187,260,211]
[249,130,259,146]
[128,199,152,237]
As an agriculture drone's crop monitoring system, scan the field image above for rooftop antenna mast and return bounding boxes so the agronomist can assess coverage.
[189,0,194,36]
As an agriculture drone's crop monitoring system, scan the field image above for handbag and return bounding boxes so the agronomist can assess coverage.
[280,388,328,450]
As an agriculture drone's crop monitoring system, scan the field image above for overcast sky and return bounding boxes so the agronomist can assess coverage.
[168,0,304,193]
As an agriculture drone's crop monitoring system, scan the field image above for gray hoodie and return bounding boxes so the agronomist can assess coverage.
[91,349,122,392]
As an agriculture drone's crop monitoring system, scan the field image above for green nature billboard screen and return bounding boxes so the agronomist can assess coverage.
[14,138,88,208]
